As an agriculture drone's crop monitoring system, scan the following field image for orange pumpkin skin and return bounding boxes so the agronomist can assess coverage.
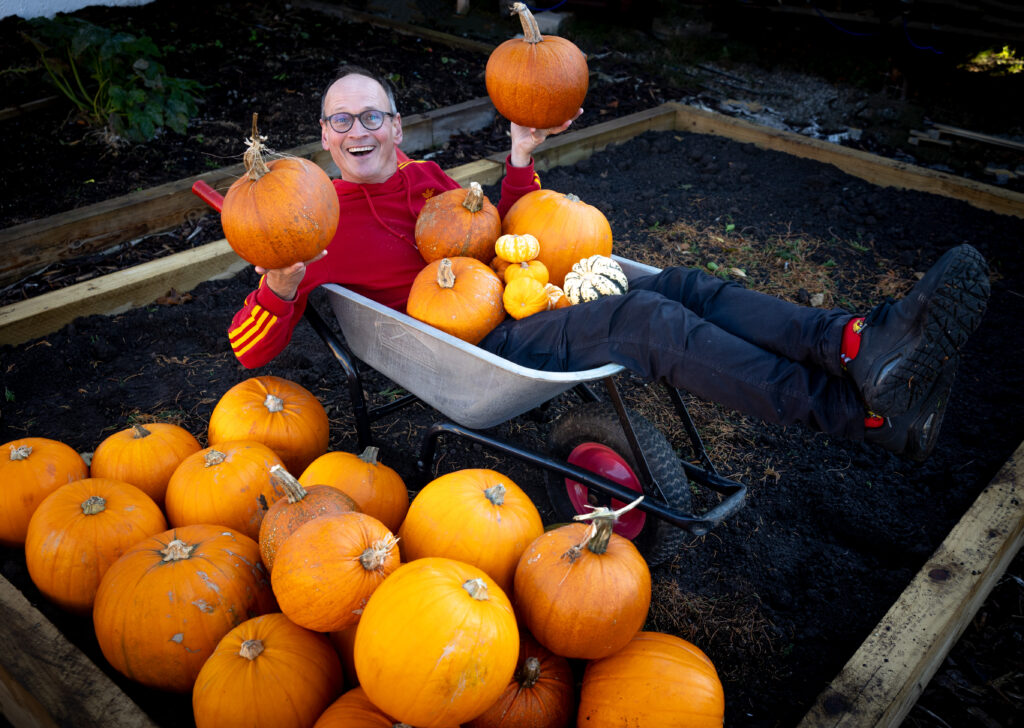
[208,375,330,476]
[501,190,613,288]
[90,422,201,506]
[271,511,400,632]
[513,522,651,660]
[25,478,167,614]
[93,524,276,693]
[354,557,519,728]
[328,624,359,687]
[192,612,344,728]
[577,631,725,728]
[0,437,89,547]
[407,257,507,345]
[165,440,286,541]
[504,259,549,286]
[415,181,501,264]
[398,468,544,596]
[503,276,551,321]
[314,686,411,728]
[299,446,409,533]
[466,631,575,728]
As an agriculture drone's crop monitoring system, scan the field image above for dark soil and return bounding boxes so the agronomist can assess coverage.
[2,2,1023,728]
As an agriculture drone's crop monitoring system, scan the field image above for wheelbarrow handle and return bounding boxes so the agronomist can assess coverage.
[192,180,224,213]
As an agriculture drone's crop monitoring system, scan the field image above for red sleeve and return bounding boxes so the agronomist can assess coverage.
[497,155,541,218]
[227,277,309,369]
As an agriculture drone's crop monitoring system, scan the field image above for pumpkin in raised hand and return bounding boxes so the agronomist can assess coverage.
[407,257,506,345]
[415,181,501,264]
[563,254,629,304]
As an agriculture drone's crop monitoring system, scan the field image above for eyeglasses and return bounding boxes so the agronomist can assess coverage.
[323,109,395,134]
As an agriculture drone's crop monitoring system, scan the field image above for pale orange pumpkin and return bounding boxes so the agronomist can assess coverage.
[208,375,330,476]
[299,446,409,533]
[543,282,571,310]
[503,275,550,320]
[314,686,412,728]
[25,477,167,614]
[398,468,544,596]
[406,257,506,345]
[192,612,344,728]
[0,437,89,547]
[93,524,277,693]
[577,631,725,727]
[90,422,201,506]
[354,557,519,728]
[504,258,549,286]
[164,440,286,541]
[221,114,339,270]
[415,181,502,264]
[494,232,541,264]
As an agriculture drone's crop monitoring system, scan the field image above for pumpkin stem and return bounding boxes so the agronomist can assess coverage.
[204,449,228,467]
[436,258,456,289]
[358,445,380,465]
[359,533,399,572]
[463,577,490,601]
[9,444,32,460]
[243,112,271,181]
[131,423,152,439]
[565,495,644,558]
[462,181,485,213]
[239,639,265,661]
[269,464,307,503]
[161,538,196,561]
[519,656,542,688]
[510,2,543,44]
[484,483,506,506]
[81,495,106,515]
[263,393,285,413]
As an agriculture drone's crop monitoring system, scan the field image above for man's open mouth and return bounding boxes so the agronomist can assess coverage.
[348,146,374,156]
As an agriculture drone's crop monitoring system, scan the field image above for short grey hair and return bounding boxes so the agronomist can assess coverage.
[320,65,398,119]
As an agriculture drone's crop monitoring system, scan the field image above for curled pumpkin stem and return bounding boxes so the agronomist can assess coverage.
[564,495,644,560]
[360,532,399,572]
[269,464,307,503]
[243,112,271,181]
[510,2,543,44]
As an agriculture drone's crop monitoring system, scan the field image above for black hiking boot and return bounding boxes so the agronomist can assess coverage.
[846,244,989,418]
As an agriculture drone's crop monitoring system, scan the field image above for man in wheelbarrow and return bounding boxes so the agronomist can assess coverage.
[228,65,990,463]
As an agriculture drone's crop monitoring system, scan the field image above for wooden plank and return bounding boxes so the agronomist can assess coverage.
[928,122,1024,152]
[671,103,1024,219]
[0,96,59,122]
[0,576,158,728]
[797,440,1024,728]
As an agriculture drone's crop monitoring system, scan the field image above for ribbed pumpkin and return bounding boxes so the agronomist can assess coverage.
[494,233,540,264]
[271,511,400,632]
[406,257,506,345]
[503,275,550,321]
[164,440,286,541]
[415,181,501,264]
[258,465,361,572]
[93,524,276,693]
[562,254,629,305]
[485,2,589,129]
[354,557,519,728]
[221,114,339,270]
[208,375,330,476]
[192,612,344,728]
[513,503,651,660]
[314,686,412,728]
[501,190,612,288]
[0,437,89,547]
[25,478,167,614]
[90,422,201,506]
[504,258,549,286]
[543,282,571,310]
[577,631,725,728]
[299,446,409,533]
[465,631,575,728]
[398,468,544,596]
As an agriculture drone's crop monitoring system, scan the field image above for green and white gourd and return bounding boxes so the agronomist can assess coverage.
[563,255,629,304]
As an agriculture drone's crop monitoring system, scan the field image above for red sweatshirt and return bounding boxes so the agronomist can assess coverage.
[228,157,540,368]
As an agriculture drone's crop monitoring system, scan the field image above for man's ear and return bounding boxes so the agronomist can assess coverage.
[393,113,403,146]
[320,120,329,150]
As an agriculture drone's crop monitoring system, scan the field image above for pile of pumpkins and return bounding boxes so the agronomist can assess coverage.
[1,373,725,727]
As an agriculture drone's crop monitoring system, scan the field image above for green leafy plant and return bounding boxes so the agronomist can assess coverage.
[22,16,205,144]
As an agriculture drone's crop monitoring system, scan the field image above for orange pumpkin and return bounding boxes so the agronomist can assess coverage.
[328,624,359,687]
[398,468,544,596]
[221,114,339,270]
[271,511,399,632]
[577,631,725,727]
[93,524,276,693]
[299,446,409,533]
[314,686,410,728]
[407,257,506,345]
[503,275,550,320]
[192,612,344,728]
[90,422,201,506]
[504,258,549,286]
[544,282,571,310]
[208,375,330,475]
[354,557,519,728]
[25,478,167,614]
[485,2,589,130]
[415,181,501,264]
[0,437,88,547]
[490,255,513,278]
[501,189,613,288]
[258,464,361,572]
[164,440,286,541]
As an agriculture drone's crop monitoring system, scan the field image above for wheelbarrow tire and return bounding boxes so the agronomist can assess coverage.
[545,402,691,567]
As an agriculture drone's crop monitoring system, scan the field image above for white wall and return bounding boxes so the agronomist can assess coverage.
[0,0,153,21]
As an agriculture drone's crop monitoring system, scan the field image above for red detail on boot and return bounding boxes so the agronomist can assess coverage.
[840,316,865,369]
[864,413,885,429]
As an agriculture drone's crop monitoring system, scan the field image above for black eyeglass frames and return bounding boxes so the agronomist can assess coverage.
[323,109,395,134]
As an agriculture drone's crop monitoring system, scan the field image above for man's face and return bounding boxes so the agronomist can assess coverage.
[320,74,403,184]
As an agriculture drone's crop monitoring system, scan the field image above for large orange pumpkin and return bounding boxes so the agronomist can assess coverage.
[415,181,501,264]
[90,422,201,506]
[577,631,725,727]
[501,189,613,288]
[93,524,277,693]
[221,114,339,270]
[25,477,167,614]
[0,437,88,547]
[407,257,506,345]
[398,468,544,596]
[192,612,344,728]
[354,557,519,728]
[485,2,589,130]
[299,446,409,533]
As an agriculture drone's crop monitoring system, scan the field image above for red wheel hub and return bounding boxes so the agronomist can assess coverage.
[565,442,645,540]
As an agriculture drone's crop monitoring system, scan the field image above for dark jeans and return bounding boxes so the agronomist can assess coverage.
[478,267,867,439]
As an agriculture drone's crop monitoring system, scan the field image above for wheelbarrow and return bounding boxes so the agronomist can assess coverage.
[193,180,746,566]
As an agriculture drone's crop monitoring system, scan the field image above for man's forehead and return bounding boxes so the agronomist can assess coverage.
[325,75,388,110]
